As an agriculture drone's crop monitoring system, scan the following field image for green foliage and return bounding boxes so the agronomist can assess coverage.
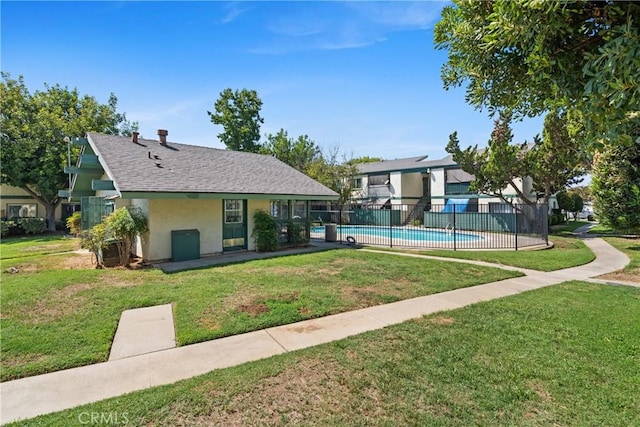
[286,220,309,247]
[548,213,566,227]
[18,218,46,235]
[80,223,108,267]
[434,1,640,146]
[347,156,383,165]
[208,88,264,153]
[412,218,423,227]
[446,111,587,207]
[556,191,574,213]
[66,211,82,236]
[260,129,321,173]
[446,112,532,206]
[528,109,588,203]
[252,209,278,252]
[591,130,640,232]
[103,207,148,266]
[1,220,15,237]
[0,73,136,231]
[306,146,358,205]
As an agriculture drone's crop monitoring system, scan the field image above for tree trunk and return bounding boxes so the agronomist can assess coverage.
[44,203,57,232]
[21,185,60,232]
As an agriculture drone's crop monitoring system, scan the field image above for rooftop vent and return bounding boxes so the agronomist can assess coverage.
[132,131,139,143]
[158,129,168,145]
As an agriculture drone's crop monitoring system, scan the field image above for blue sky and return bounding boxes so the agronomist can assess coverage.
[2,1,544,161]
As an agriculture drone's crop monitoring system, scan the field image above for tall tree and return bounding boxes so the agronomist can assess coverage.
[434,0,640,144]
[446,113,533,207]
[306,145,358,205]
[260,129,321,173]
[591,125,640,232]
[208,88,264,153]
[0,73,136,231]
[446,111,588,207]
[527,109,587,205]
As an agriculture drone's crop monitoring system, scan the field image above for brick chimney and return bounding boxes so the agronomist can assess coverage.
[157,129,168,145]
[132,131,139,143]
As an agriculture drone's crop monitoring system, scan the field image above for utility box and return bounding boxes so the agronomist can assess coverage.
[325,223,337,242]
[171,229,200,262]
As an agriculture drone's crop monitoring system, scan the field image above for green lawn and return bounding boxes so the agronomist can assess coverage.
[0,236,521,381]
[599,237,640,283]
[377,235,595,272]
[16,281,640,426]
[0,234,80,259]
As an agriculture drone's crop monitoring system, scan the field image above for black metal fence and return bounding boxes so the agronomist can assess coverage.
[310,203,548,250]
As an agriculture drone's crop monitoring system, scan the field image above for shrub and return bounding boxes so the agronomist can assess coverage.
[412,218,423,226]
[19,218,46,235]
[80,223,109,268]
[287,220,309,247]
[1,220,16,237]
[66,212,82,236]
[103,207,148,267]
[252,210,278,252]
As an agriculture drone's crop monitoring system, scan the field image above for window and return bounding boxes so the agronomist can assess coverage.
[224,199,243,223]
[351,177,362,189]
[270,200,289,220]
[368,173,389,186]
[7,203,37,218]
[489,203,514,213]
[292,201,307,219]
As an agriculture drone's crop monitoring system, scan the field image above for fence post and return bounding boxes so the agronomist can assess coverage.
[339,206,343,243]
[514,207,519,250]
[453,204,457,251]
[389,208,393,248]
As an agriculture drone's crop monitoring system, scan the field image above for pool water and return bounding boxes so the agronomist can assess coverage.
[311,225,482,242]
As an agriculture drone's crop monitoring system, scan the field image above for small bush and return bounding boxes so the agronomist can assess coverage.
[252,210,278,252]
[1,220,16,237]
[19,218,46,235]
[66,212,82,236]
[80,223,109,268]
[412,218,423,226]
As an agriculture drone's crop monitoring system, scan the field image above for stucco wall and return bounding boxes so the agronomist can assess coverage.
[431,169,446,198]
[389,172,401,204]
[144,199,223,262]
[136,198,272,262]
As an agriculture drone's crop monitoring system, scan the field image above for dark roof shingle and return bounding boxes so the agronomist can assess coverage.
[87,133,338,198]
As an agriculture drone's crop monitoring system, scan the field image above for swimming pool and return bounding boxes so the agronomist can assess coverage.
[311,225,482,243]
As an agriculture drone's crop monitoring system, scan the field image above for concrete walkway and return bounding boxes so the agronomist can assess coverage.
[108,304,176,361]
[0,235,633,425]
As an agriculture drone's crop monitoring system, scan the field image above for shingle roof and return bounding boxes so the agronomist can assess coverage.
[86,133,338,198]
[356,154,457,174]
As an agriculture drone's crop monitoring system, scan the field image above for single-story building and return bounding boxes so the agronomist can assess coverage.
[60,130,338,262]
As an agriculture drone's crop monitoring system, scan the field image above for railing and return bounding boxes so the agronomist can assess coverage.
[310,203,548,250]
[273,219,311,248]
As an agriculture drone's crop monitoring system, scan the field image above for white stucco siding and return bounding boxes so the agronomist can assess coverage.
[389,172,402,204]
[144,198,223,262]
[431,169,446,198]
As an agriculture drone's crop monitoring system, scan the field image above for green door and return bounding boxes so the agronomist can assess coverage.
[223,199,247,251]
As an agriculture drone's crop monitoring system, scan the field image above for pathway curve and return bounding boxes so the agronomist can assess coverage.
[0,235,633,425]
